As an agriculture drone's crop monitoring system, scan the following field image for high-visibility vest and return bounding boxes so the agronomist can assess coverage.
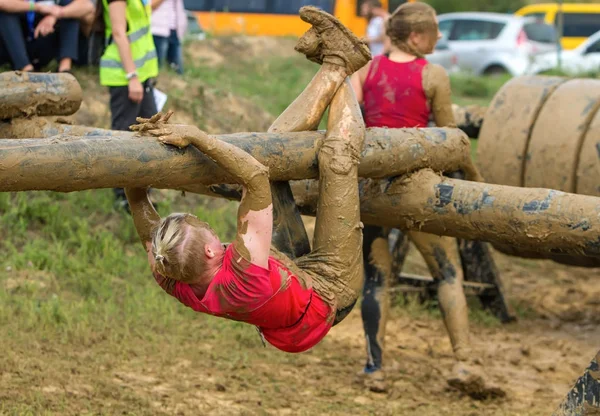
[99,0,158,86]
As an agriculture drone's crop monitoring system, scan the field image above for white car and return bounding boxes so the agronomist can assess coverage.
[427,37,460,74]
[438,12,557,76]
[530,29,600,75]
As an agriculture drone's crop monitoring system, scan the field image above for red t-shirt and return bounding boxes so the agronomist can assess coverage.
[154,244,334,353]
[363,55,430,129]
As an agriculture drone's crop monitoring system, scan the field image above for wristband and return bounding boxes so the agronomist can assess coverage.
[29,0,35,11]
[126,71,138,80]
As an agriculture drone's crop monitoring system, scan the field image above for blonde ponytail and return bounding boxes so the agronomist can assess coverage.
[151,213,216,283]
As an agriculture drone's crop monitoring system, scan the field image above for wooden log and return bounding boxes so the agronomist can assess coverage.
[0,72,82,119]
[287,170,600,258]
[0,127,478,191]
[186,170,600,259]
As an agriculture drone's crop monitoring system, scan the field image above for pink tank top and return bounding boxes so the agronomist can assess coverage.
[363,55,430,128]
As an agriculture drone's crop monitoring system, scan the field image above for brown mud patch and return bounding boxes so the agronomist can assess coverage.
[185,37,299,68]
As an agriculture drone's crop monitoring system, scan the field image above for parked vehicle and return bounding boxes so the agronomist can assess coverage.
[426,36,459,74]
[530,29,600,75]
[437,12,558,76]
[515,3,600,50]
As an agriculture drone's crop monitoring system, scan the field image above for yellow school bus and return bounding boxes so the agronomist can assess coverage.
[184,0,414,37]
[515,3,600,50]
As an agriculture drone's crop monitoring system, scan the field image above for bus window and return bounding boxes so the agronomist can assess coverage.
[560,13,600,38]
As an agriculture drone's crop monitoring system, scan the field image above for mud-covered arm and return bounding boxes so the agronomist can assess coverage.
[188,129,273,269]
[133,115,273,269]
[125,188,160,248]
[423,63,456,128]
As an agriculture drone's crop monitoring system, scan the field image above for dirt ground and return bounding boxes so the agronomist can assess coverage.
[2,242,599,416]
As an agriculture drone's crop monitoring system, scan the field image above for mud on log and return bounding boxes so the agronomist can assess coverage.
[287,170,600,258]
[0,127,479,191]
[187,169,600,259]
[0,72,82,120]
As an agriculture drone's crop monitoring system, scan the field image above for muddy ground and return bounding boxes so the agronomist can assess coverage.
[2,37,599,415]
[2,244,599,416]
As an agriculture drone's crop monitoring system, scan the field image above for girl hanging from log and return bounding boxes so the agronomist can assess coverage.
[350,2,503,398]
[124,7,372,353]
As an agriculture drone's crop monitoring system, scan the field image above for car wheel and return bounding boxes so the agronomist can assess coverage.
[483,65,508,77]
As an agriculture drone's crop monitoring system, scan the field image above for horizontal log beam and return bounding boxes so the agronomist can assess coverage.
[183,171,600,258]
[0,72,82,120]
[0,127,478,192]
[286,171,600,257]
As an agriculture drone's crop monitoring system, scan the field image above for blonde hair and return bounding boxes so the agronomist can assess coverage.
[151,213,217,283]
[386,2,438,58]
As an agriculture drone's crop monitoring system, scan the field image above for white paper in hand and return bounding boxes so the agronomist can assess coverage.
[153,88,168,112]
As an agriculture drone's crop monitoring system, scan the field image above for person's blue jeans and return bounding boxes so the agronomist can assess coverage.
[0,0,79,70]
[153,30,183,74]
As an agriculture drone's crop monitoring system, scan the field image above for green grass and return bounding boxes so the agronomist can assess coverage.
[450,72,511,107]
[0,190,240,343]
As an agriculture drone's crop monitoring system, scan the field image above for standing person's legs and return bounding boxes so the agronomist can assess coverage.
[296,79,365,320]
[0,12,32,70]
[359,224,392,392]
[153,35,168,68]
[166,30,183,74]
[110,83,156,207]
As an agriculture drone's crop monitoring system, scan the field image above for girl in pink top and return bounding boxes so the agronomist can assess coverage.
[125,7,372,353]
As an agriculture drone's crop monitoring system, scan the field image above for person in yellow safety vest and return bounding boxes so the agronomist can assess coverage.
[99,0,163,211]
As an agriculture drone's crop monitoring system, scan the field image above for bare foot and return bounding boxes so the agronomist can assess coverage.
[21,64,34,72]
[447,361,506,400]
[58,58,72,73]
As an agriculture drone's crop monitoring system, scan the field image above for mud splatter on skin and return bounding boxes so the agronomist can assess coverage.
[296,80,366,313]
[409,232,470,361]
[422,64,456,129]
[0,72,82,120]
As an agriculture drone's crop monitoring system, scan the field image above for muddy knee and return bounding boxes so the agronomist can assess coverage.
[318,137,361,175]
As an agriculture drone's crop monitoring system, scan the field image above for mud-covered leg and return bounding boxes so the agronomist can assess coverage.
[409,231,506,399]
[358,224,391,392]
[266,6,366,258]
[267,64,346,259]
[409,232,470,359]
[295,79,365,320]
[270,63,347,133]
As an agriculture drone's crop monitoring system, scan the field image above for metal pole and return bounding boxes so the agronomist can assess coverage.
[557,0,564,71]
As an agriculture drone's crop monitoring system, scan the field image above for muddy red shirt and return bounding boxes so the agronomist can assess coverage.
[363,55,430,128]
[153,244,334,353]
